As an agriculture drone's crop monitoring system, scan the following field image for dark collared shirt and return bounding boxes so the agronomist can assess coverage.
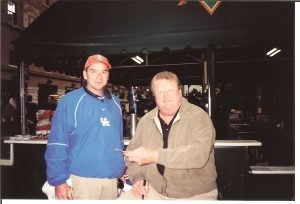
[157,108,180,175]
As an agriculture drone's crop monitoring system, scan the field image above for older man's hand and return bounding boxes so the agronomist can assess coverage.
[132,179,149,199]
[124,147,159,165]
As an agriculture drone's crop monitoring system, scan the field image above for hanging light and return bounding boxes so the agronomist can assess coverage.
[131,55,144,64]
[266,48,281,57]
[269,49,281,57]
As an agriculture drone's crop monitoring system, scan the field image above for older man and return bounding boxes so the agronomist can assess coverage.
[120,71,218,200]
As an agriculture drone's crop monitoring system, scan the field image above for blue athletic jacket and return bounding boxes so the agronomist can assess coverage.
[44,87,126,186]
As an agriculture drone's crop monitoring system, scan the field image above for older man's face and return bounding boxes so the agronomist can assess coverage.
[153,79,182,117]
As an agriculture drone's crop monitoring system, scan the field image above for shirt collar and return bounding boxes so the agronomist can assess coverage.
[83,85,112,99]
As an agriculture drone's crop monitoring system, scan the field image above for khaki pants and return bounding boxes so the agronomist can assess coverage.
[118,184,218,200]
[71,174,118,200]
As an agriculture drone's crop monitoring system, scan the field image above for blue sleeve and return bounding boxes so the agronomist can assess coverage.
[44,97,73,186]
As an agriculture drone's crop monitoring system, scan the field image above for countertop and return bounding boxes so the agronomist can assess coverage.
[4,137,261,147]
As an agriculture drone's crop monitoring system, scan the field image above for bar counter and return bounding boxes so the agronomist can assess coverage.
[4,137,262,146]
[1,137,294,200]
[2,137,261,167]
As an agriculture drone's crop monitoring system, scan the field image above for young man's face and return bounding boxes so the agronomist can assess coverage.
[83,63,109,96]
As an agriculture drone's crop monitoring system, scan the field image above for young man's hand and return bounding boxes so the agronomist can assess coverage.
[55,183,72,200]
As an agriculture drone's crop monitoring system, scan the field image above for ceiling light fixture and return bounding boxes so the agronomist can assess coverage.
[266,48,277,56]
[269,49,281,57]
[266,47,281,57]
[131,55,144,64]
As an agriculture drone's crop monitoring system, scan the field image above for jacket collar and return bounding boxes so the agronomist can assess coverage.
[151,97,189,133]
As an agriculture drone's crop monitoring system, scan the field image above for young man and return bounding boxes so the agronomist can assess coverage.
[120,71,218,200]
[45,54,125,199]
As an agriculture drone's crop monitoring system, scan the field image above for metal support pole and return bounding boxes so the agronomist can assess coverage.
[207,44,216,122]
[130,113,137,138]
[208,81,211,116]
[19,61,26,135]
[203,61,208,85]
[145,54,149,66]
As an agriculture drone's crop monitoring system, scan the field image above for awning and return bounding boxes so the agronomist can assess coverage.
[12,0,294,85]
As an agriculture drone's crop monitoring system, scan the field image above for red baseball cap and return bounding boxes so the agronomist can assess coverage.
[84,54,112,70]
